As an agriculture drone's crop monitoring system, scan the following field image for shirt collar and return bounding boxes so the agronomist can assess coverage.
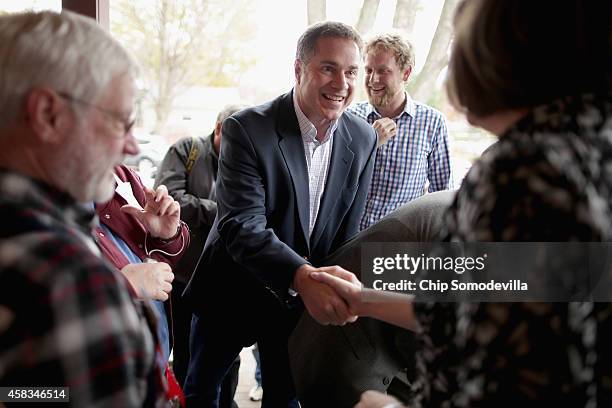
[292,88,338,144]
[365,91,415,120]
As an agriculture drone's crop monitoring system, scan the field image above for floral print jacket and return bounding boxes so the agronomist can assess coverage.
[413,92,612,408]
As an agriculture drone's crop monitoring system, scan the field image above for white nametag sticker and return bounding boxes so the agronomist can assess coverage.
[114,174,143,210]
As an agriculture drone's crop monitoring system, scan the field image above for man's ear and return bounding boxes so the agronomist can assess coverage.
[294,59,302,85]
[214,121,222,138]
[402,66,412,82]
[26,88,70,143]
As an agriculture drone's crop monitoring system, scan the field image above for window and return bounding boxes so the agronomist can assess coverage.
[107,0,493,186]
[0,0,61,13]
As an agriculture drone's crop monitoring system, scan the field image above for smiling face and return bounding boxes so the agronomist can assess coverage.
[364,47,411,115]
[294,36,360,134]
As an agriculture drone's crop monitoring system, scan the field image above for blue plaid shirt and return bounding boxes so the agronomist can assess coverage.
[350,93,453,230]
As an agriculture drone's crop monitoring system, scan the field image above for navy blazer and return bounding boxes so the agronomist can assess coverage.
[185,91,376,313]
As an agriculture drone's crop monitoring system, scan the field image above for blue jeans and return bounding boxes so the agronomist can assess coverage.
[253,343,262,386]
[152,300,170,362]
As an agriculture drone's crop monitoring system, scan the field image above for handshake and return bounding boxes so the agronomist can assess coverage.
[293,263,417,330]
[292,264,365,326]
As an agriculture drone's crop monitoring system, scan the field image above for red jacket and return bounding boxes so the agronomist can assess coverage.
[94,165,189,405]
[95,165,190,271]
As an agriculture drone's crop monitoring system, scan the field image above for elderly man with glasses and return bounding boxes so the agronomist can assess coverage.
[0,10,174,406]
[58,92,138,136]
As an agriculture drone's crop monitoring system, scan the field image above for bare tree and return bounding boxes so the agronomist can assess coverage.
[408,0,460,102]
[392,0,420,38]
[112,0,254,133]
[307,0,326,25]
[355,0,380,35]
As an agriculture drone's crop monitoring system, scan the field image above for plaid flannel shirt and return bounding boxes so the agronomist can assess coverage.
[0,169,168,407]
[350,94,453,230]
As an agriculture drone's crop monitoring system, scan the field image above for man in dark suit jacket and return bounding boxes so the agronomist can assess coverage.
[183,21,377,407]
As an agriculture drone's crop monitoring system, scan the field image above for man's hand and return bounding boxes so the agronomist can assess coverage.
[292,264,358,326]
[121,262,174,301]
[312,268,418,331]
[372,118,397,147]
[121,184,181,239]
[309,267,364,315]
[354,390,404,408]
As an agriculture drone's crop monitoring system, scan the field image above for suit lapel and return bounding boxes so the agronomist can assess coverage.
[277,92,310,249]
[310,116,354,249]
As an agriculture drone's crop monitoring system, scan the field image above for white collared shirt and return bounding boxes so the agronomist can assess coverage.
[293,90,337,237]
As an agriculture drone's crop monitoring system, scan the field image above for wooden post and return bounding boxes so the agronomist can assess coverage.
[62,0,109,30]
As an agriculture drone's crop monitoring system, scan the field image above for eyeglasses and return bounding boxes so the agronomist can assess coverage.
[58,92,136,138]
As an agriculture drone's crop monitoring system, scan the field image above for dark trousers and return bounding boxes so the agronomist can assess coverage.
[169,281,191,386]
[220,357,240,408]
[171,282,240,408]
[184,305,300,408]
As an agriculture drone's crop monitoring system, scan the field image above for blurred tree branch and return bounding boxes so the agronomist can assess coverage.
[392,0,420,38]
[355,0,380,35]
[307,0,326,25]
[112,0,255,133]
[407,0,459,103]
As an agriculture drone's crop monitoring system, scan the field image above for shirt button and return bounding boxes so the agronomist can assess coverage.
[99,232,104,237]
[138,244,143,248]
[104,214,110,219]
[382,377,390,386]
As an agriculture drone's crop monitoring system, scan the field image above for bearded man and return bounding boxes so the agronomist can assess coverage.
[350,34,453,230]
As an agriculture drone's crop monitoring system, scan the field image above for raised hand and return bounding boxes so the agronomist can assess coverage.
[121,261,174,301]
[292,264,359,326]
[372,117,397,147]
[121,184,180,239]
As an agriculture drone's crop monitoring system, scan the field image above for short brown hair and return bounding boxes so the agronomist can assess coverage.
[365,34,415,72]
[446,0,612,117]
[296,21,363,66]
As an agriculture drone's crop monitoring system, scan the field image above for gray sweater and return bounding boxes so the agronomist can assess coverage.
[154,133,218,282]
